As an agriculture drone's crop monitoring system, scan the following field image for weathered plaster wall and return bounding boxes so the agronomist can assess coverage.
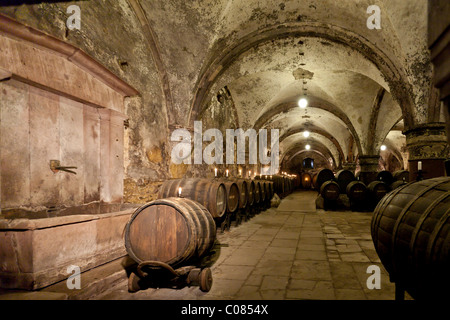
[0,1,169,205]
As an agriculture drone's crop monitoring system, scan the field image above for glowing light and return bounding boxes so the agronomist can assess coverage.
[214,168,218,177]
[298,98,308,109]
[178,187,182,197]
[303,131,310,138]
[305,144,311,150]
[380,145,387,151]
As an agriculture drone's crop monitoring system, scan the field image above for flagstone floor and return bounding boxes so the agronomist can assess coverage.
[97,191,412,300]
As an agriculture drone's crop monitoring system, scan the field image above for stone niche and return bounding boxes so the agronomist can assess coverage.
[0,14,138,289]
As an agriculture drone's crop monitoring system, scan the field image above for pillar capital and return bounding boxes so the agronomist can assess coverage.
[357,155,380,184]
[403,123,449,161]
[404,123,449,179]
[342,162,357,172]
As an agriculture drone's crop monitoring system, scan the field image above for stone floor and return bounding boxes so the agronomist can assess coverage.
[95,191,411,300]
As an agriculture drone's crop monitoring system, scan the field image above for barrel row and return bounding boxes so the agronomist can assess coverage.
[310,168,411,211]
[301,169,408,190]
[158,177,278,232]
[265,175,296,198]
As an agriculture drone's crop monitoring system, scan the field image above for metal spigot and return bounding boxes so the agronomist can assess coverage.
[50,160,77,175]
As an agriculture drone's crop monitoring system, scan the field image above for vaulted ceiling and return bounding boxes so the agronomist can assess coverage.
[133,0,434,170]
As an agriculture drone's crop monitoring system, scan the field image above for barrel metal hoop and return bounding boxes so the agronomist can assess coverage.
[390,179,449,273]
[408,192,450,266]
[425,206,450,264]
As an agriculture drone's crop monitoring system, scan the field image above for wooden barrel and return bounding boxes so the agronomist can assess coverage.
[260,180,267,202]
[335,170,356,194]
[346,181,368,202]
[285,178,293,194]
[253,180,261,203]
[390,180,408,190]
[376,170,394,186]
[159,178,227,218]
[263,180,272,201]
[320,180,340,201]
[124,197,216,268]
[234,179,248,208]
[315,169,335,191]
[312,172,318,189]
[371,177,450,300]
[301,173,312,189]
[273,175,285,195]
[393,170,410,182]
[268,181,274,198]
[218,179,240,213]
[246,179,255,206]
[368,180,389,202]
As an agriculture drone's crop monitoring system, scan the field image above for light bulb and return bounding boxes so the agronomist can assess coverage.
[380,145,387,151]
[298,98,308,109]
[305,144,311,150]
[303,131,310,138]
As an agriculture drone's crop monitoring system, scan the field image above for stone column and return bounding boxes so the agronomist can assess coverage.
[357,155,380,185]
[404,123,449,180]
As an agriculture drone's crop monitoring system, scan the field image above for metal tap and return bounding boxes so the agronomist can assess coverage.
[50,160,77,174]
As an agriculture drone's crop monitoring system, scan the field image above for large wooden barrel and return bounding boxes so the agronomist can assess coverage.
[269,181,274,198]
[301,173,312,189]
[320,180,340,201]
[314,169,335,191]
[263,180,272,201]
[393,170,410,182]
[246,179,255,206]
[285,177,293,194]
[234,179,248,208]
[253,180,261,203]
[159,178,226,218]
[390,180,408,190]
[368,180,389,202]
[218,179,240,213]
[274,175,285,195]
[335,170,356,193]
[346,181,368,202]
[124,197,216,268]
[259,180,267,202]
[371,177,450,300]
[376,170,394,186]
